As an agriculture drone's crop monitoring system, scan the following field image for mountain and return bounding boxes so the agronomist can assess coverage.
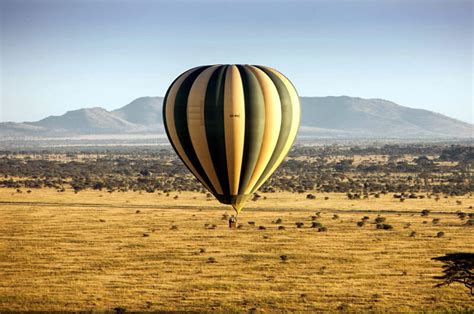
[31,107,145,134]
[112,97,164,129]
[0,96,472,139]
[299,96,472,138]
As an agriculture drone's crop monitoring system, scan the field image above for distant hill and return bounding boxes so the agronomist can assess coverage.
[112,96,164,129]
[1,96,471,139]
[299,96,473,138]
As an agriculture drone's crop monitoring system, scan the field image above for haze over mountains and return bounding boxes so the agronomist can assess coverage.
[0,96,472,139]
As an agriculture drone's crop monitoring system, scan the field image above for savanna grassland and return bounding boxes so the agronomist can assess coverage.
[0,144,473,312]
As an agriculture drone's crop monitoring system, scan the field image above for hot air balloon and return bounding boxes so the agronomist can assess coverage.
[163,64,300,214]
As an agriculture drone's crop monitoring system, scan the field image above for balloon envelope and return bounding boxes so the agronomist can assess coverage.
[163,64,300,213]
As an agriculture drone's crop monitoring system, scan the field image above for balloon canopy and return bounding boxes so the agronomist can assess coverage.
[163,64,300,213]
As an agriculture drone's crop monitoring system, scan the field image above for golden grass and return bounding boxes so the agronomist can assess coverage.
[0,188,473,312]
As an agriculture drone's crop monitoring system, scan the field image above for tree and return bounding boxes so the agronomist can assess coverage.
[432,253,474,295]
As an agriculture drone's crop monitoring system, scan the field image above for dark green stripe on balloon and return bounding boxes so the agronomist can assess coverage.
[236,65,265,195]
[204,65,230,197]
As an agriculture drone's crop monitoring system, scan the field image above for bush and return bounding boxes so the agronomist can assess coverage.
[280,255,288,262]
[376,223,393,230]
[278,226,286,230]
[306,194,316,200]
[432,218,440,225]
[436,231,445,238]
[357,221,365,227]
[457,212,467,220]
[332,214,339,220]
[311,222,323,228]
[410,231,416,237]
[207,257,216,263]
[295,222,304,228]
[318,226,328,232]
[273,218,283,224]
[258,226,266,230]
[375,216,386,224]
[421,209,430,217]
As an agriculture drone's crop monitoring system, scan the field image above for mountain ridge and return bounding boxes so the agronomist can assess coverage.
[1,96,471,139]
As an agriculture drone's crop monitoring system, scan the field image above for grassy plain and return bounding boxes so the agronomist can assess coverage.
[0,188,473,312]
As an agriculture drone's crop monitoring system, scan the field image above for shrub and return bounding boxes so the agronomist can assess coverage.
[432,218,440,225]
[374,216,386,224]
[278,226,286,230]
[410,231,416,237]
[421,209,430,217]
[457,212,467,220]
[170,225,178,230]
[318,226,328,232]
[436,231,445,238]
[376,223,393,230]
[357,221,365,227]
[311,222,323,228]
[295,222,304,228]
[306,194,316,200]
[258,226,266,230]
[280,255,288,262]
[248,221,255,225]
[199,248,206,253]
[273,218,283,224]
[332,214,339,220]
[207,257,216,263]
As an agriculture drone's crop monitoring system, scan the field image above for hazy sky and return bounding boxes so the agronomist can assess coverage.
[0,0,472,123]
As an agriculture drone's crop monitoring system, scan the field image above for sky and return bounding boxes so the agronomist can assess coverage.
[0,0,472,123]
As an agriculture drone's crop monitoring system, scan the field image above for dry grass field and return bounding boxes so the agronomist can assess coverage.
[1,188,473,312]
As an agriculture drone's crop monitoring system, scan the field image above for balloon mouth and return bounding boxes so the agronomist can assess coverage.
[215,194,252,214]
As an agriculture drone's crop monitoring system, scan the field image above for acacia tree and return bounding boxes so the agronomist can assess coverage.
[432,253,473,295]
